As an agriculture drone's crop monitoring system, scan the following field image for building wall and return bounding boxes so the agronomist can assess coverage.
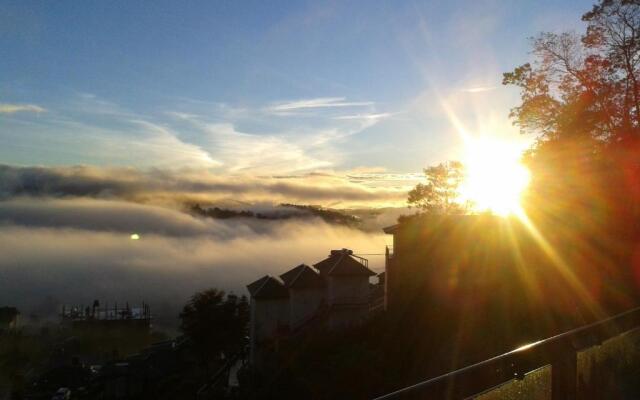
[249,297,289,366]
[384,215,588,350]
[328,276,370,306]
[328,305,369,330]
[386,216,536,312]
[250,298,289,343]
[289,288,325,329]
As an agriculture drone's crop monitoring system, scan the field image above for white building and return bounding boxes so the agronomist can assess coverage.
[279,264,326,330]
[246,249,378,364]
[313,249,376,330]
[246,275,289,364]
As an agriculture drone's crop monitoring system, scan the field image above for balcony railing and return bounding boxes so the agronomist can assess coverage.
[372,306,640,400]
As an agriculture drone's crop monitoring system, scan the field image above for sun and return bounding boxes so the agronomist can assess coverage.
[460,137,530,216]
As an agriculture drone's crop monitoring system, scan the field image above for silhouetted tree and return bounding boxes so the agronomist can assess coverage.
[503,0,640,313]
[504,0,640,143]
[407,161,468,214]
[503,0,640,199]
[179,289,249,369]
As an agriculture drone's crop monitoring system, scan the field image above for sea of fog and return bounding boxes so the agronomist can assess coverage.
[0,198,391,332]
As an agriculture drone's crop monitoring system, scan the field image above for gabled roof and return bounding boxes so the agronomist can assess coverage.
[313,250,376,277]
[280,264,325,289]
[247,276,269,296]
[246,276,289,299]
[313,257,338,275]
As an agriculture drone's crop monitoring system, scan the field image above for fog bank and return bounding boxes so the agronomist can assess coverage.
[0,199,388,330]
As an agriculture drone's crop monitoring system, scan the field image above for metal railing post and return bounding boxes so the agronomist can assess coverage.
[551,349,577,400]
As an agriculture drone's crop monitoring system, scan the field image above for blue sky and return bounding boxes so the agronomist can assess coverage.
[1,0,593,175]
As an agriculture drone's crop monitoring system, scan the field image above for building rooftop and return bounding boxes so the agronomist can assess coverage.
[313,249,376,277]
[280,264,325,289]
[247,275,289,299]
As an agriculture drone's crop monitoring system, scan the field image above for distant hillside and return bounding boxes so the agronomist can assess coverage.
[187,203,362,228]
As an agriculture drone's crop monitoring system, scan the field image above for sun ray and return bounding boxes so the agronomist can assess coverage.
[514,208,607,321]
[437,95,607,323]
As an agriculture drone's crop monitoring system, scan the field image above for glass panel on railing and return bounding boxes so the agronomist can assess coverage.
[576,328,640,398]
[473,365,551,400]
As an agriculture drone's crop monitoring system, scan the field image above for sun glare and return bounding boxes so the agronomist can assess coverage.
[461,137,530,216]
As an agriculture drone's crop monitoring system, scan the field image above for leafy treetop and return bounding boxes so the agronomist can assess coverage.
[407,161,469,215]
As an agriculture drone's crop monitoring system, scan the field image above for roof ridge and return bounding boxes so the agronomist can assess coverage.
[252,275,289,299]
[255,275,271,295]
[327,252,346,275]
[289,264,307,287]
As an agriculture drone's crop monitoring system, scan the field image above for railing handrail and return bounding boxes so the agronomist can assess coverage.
[372,305,640,400]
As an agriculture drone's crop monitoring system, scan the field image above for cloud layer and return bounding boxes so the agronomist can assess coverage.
[0,198,230,237]
[0,164,412,208]
[0,197,387,331]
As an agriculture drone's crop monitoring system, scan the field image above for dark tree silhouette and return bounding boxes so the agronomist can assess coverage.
[179,289,249,368]
[502,0,640,231]
[502,0,640,315]
[504,0,640,142]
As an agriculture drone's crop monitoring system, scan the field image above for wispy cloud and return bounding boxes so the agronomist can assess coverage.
[165,111,200,120]
[3,92,391,174]
[460,86,497,93]
[268,97,374,113]
[333,112,392,121]
[0,103,46,114]
[69,92,135,117]
[167,105,391,173]
[185,120,334,174]
[165,111,334,173]
[2,100,219,169]
[128,119,222,168]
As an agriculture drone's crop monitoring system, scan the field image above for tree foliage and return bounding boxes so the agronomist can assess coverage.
[503,0,640,236]
[504,0,640,143]
[407,161,468,214]
[179,289,249,365]
[500,0,640,319]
